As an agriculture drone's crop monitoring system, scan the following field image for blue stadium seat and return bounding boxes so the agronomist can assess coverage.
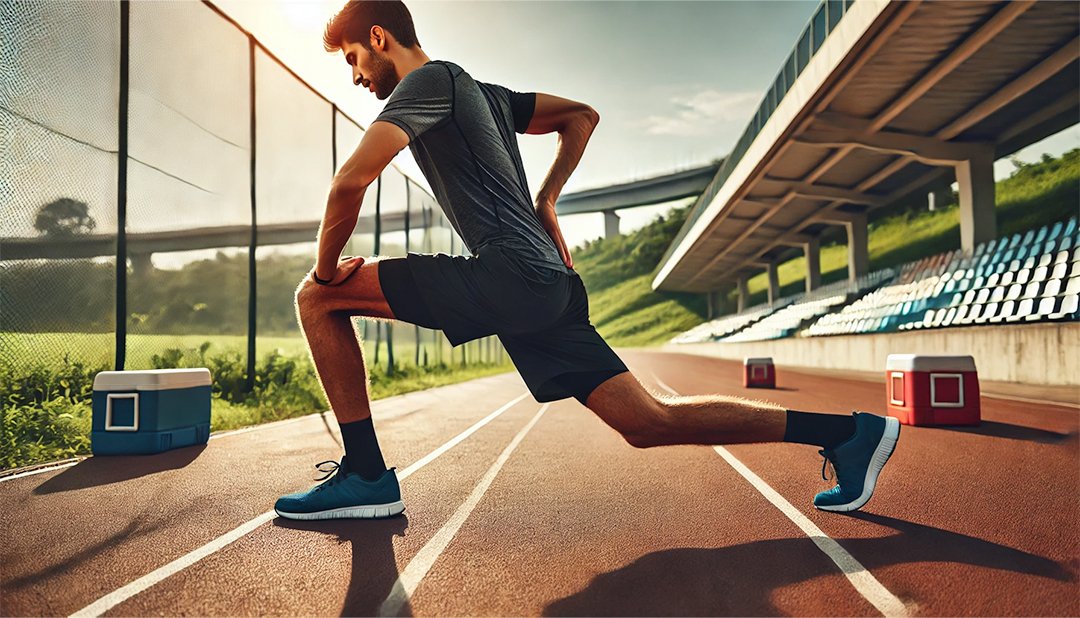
[1048,220,1063,240]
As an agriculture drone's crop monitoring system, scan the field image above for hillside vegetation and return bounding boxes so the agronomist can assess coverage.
[573,148,1079,346]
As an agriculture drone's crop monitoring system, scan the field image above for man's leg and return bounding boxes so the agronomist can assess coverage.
[581,371,789,448]
[581,370,900,512]
[293,258,399,483]
[294,259,393,423]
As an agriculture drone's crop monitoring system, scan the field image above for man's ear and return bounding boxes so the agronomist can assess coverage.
[370,25,386,51]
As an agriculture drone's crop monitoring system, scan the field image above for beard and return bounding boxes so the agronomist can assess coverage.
[368,50,398,100]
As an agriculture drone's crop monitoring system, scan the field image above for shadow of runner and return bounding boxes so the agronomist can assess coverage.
[273,515,412,617]
[33,444,206,494]
[543,516,1074,616]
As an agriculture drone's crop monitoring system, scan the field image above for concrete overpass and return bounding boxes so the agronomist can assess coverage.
[554,162,721,238]
[653,0,1079,313]
[1,209,432,267]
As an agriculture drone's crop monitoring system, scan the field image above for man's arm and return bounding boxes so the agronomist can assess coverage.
[525,93,600,269]
[314,121,409,282]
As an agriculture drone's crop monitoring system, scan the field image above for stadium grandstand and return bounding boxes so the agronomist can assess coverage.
[671,216,1078,345]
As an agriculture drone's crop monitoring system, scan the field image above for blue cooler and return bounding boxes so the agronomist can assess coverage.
[91,368,212,455]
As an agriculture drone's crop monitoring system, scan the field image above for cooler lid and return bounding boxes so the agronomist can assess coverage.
[886,354,976,372]
[93,368,212,391]
[744,357,774,365]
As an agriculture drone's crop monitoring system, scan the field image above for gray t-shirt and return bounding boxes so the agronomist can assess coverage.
[373,60,572,283]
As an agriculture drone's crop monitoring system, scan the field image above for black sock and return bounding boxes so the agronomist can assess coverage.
[338,417,387,481]
[783,410,856,449]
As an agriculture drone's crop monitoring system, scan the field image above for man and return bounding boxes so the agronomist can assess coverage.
[274,0,900,520]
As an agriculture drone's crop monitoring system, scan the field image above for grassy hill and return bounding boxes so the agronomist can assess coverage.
[573,148,1079,347]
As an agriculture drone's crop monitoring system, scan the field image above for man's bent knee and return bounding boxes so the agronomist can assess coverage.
[585,372,669,448]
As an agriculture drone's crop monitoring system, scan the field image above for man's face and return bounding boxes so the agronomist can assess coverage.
[341,37,398,100]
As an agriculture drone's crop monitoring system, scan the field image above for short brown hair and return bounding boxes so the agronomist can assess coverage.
[323,0,420,53]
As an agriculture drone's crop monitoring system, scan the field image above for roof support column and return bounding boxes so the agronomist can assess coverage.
[766,262,780,306]
[603,209,621,238]
[845,212,869,284]
[803,237,821,293]
[737,275,749,313]
[955,148,997,253]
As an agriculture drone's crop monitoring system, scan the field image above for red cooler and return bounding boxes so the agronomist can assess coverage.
[743,357,775,388]
[886,354,980,426]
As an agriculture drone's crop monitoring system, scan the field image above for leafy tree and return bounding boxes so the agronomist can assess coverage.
[34,198,97,237]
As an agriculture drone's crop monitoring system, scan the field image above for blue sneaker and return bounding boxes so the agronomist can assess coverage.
[274,456,405,520]
[813,412,900,512]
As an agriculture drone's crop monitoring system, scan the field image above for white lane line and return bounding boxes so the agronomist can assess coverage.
[69,391,531,618]
[379,403,550,618]
[651,376,909,618]
[0,459,83,482]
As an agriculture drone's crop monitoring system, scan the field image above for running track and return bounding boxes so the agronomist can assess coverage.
[2,350,1077,616]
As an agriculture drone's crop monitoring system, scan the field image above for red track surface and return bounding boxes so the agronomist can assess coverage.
[2,350,1077,616]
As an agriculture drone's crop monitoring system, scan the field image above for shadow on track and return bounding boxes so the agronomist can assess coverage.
[33,444,206,494]
[273,515,411,617]
[929,420,1075,444]
[543,514,1074,616]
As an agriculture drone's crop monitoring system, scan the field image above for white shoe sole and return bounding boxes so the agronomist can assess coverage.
[275,500,406,520]
[816,417,900,512]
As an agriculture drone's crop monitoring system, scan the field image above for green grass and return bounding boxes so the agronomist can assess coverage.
[587,275,706,347]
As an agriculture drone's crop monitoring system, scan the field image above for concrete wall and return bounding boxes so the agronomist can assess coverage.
[663,322,1080,386]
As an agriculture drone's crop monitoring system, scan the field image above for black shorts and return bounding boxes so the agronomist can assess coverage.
[378,244,628,405]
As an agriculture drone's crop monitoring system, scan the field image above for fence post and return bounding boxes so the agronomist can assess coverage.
[245,35,257,392]
[115,0,131,371]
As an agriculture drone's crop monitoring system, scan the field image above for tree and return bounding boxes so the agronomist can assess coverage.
[34,198,96,237]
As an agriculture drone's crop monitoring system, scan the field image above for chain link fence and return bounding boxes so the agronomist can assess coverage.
[2,0,506,383]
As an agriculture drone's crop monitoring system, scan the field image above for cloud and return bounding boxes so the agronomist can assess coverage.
[635,89,760,137]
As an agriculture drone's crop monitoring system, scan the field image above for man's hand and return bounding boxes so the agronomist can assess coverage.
[536,198,573,269]
[311,256,366,286]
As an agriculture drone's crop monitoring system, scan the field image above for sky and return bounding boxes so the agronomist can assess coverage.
[214,0,1078,250]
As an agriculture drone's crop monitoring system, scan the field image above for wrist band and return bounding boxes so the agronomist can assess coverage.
[312,272,333,285]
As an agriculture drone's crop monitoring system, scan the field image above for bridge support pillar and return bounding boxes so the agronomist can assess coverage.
[955,149,996,253]
[737,275,749,313]
[844,212,869,285]
[130,252,153,278]
[803,237,821,293]
[603,210,620,238]
[767,262,780,306]
[705,290,717,319]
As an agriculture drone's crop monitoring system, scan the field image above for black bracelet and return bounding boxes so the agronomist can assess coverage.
[312,272,333,285]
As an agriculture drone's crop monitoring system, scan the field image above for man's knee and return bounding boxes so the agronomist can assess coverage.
[585,373,669,449]
[295,277,331,322]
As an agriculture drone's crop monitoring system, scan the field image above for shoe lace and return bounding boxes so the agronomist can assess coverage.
[818,449,836,482]
[312,460,345,491]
